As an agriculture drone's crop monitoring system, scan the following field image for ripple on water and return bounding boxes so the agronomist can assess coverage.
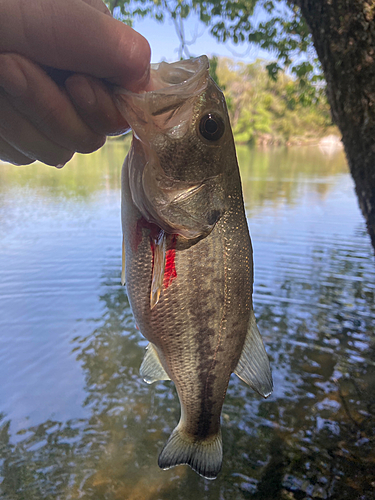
[0,147,374,499]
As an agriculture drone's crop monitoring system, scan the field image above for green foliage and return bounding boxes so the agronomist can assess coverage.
[215,58,334,144]
[103,0,333,143]
[104,0,323,88]
[208,55,221,86]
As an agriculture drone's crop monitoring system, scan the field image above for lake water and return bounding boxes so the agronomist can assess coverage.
[0,142,374,500]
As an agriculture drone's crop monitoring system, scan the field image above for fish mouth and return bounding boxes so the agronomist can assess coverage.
[116,56,209,97]
[115,57,210,145]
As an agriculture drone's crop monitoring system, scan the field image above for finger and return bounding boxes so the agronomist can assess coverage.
[80,0,110,15]
[0,0,150,89]
[65,74,130,136]
[0,93,74,166]
[0,53,106,154]
[0,135,34,166]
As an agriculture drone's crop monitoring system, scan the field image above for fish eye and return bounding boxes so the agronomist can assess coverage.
[199,113,225,142]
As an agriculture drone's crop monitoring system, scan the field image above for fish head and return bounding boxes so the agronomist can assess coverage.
[117,56,236,239]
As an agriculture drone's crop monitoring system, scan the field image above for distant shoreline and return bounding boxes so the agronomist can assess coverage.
[238,132,343,148]
[109,132,344,151]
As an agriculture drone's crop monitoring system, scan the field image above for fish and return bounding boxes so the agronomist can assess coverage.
[116,56,273,480]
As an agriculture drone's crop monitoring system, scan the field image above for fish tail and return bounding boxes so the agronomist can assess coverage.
[158,425,222,480]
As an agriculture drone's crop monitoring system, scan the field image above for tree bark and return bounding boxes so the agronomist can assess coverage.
[296,0,375,251]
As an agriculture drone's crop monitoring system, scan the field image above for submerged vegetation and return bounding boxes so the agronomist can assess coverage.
[210,57,338,146]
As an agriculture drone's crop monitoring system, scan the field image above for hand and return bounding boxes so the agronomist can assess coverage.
[0,0,150,167]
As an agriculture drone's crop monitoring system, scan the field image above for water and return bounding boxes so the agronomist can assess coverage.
[0,142,374,499]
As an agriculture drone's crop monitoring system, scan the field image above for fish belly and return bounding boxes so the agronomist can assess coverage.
[122,159,253,478]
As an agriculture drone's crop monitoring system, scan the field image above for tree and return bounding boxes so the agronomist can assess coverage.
[211,58,333,144]
[106,0,375,252]
[295,1,375,253]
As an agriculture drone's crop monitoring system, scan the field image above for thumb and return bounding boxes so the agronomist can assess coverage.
[0,0,150,89]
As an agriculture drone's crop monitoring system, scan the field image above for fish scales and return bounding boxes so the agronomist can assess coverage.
[123,174,251,429]
[117,56,272,479]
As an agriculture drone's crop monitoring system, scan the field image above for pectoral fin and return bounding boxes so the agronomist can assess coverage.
[140,343,170,384]
[121,234,126,286]
[150,230,167,309]
[235,310,273,398]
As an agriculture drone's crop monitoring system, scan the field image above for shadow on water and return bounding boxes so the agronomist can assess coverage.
[0,143,374,499]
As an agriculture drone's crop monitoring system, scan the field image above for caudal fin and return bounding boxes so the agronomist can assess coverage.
[158,425,222,480]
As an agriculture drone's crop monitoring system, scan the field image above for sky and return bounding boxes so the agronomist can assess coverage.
[131,11,273,64]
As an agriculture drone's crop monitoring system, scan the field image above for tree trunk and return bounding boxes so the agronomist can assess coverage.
[296,0,375,251]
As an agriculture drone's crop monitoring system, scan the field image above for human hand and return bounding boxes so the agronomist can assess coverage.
[0,0,150,167]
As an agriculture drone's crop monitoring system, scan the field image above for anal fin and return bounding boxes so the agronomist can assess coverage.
[234,310,273,398]
[140,343,170,384]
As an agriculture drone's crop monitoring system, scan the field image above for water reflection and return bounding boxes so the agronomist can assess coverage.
[0,143,374,499]
[0,139,129,199]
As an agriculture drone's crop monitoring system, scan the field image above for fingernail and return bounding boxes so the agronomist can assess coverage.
[55,163,66,169]
[65,75,97,109]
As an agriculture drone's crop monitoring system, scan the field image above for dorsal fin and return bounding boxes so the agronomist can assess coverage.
[234,310,273,398]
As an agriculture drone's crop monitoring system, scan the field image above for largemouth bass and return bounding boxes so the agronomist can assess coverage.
[116,56,272,479]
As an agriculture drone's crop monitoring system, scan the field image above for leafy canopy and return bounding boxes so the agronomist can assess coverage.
[214,58,332,145]
[104,0,322,87]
